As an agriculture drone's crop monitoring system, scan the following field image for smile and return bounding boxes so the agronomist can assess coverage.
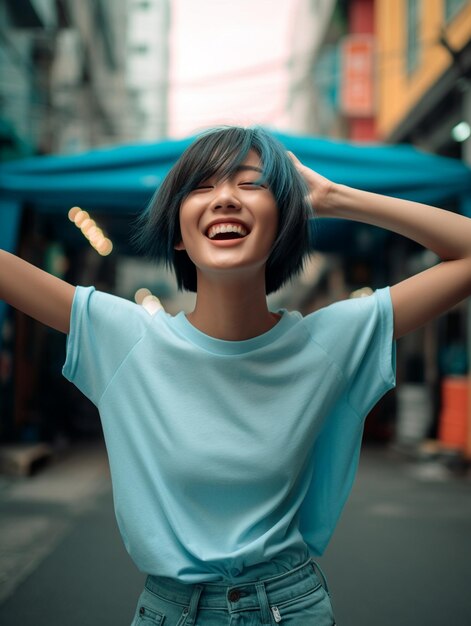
[206,222,249,240]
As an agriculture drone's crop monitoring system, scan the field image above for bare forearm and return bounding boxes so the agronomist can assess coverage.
[0,249,74,333]
[325,184,471,261]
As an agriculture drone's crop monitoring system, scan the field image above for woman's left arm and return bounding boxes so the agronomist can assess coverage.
[289,153,471,340]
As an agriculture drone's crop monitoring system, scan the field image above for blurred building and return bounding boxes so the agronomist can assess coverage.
[311,0,470,149]
[283,0,337,135]
[0,0,172,159]
[126,0,170,141]
[305,0,471,450]
[311,0,376,140]
[376,0,471,456]
[377,0,470,158]
[0,0,53,160]
[50,0,131,152]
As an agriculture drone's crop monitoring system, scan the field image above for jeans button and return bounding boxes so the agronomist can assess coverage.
[228,589,241,602]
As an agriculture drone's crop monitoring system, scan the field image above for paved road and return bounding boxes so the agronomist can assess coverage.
[0,441,470,625]
[323,446,471,625]
[0,442,144,625]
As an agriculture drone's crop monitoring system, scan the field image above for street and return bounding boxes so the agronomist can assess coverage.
[0,440,470,626]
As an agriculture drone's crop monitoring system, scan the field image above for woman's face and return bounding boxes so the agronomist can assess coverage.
[175,150,278,284]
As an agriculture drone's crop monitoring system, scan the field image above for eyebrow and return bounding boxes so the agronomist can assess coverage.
[235,165,263,174]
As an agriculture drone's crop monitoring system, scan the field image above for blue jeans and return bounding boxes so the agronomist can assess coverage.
[131,557,336,625]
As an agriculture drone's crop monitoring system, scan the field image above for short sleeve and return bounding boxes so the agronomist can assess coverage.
[299,288,396,555]
[62,286,150,406]
[342,287,396,417]
[308,287,396,420]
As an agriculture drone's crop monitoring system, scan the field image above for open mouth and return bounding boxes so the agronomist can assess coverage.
[205,223,250,241]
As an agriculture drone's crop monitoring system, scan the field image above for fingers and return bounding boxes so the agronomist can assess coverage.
[287,151,307,172]
[287,150,302,165]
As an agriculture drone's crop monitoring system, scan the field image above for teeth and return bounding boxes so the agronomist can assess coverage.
[207,223,248,239]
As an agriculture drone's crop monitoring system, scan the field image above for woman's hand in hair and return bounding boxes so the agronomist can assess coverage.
[287,151,335,216]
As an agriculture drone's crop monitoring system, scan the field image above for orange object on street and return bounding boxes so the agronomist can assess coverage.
[438,376,469,452]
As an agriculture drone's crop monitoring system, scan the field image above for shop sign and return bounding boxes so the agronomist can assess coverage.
[340,35,375,117]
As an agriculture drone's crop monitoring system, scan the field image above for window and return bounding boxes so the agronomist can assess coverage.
[406,0,420,74]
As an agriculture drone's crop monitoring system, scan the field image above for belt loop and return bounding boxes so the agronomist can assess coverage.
[255,582,272,624]
[310,558,331,596]
[185,584,204,625]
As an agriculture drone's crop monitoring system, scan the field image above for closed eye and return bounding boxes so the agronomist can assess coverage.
[240,182,267,188]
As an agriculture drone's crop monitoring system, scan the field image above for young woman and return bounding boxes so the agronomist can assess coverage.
[1,126,470,625]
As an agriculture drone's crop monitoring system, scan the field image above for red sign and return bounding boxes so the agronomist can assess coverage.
[341,35,375,117]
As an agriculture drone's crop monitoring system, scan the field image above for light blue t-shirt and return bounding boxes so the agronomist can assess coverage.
[62,286,396,583]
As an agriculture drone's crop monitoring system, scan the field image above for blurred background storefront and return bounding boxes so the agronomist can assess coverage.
[0,0,470,473]
[309,0,471,458]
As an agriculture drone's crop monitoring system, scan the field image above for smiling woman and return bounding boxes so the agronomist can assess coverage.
[172,149,282,336]
[130,126,313,296]
[2,124,470,626]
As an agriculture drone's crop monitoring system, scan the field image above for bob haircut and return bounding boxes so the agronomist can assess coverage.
[130,126,315,295]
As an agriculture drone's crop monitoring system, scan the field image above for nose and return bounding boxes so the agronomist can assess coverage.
[209,181,242,212]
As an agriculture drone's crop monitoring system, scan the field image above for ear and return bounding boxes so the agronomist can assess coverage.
[174,240,186,251]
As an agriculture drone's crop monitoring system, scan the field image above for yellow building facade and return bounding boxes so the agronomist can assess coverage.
[376,0,471,140]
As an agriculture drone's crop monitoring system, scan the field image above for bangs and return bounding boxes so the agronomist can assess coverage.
[178,127,274,197]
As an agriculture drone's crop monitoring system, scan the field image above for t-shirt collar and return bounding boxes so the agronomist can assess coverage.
[172,309,296,355]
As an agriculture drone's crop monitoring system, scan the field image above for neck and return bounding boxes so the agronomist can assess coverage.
[186,270,280,340]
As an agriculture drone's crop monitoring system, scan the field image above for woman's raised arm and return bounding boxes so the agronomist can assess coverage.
[0,249,75,334]
[289,152,471,340]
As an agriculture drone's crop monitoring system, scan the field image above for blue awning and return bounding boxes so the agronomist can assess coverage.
[1,131,470,224]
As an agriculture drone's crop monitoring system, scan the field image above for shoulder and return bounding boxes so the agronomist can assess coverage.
[75,286,161,315]
[305,287,391,322]
[302,288,393,349]
[71,286,165,336]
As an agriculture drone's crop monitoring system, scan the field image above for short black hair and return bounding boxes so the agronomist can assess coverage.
[130,126,314,295]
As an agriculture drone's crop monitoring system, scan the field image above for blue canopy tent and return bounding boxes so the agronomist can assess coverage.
[1,130,471,337]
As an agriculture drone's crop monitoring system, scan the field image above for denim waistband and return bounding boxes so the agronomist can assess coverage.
[144,557,329,611]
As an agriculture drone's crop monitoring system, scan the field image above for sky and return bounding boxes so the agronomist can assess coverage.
[168,0,296,137]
